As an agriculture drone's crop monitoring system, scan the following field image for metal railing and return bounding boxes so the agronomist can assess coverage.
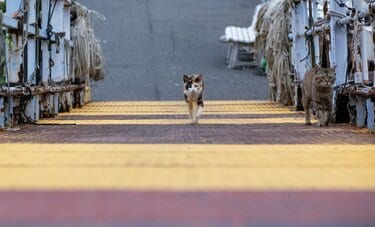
[288,0,374,130]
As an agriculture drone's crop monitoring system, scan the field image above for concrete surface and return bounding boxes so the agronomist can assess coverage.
[78,0,267,101]
[0,1,374,226]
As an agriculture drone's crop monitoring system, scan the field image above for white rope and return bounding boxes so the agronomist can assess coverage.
[71,5,90,80]
[89,9,106,27]
[71,4,105,81]
[256,0,294,105]
[352,16,362,73]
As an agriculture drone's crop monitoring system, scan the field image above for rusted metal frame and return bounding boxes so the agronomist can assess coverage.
[343,86,375,98]
[0,84,84,96]
[1,13,48,39]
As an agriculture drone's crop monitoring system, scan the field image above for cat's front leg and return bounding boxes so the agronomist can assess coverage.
[303,98,312,125]
[324,102,333,126]
[191,102,199,124]
[187,102,194,123]
[196,105,204,118]
[316,108,324,127]
[323,111,331,126]
[305,108,312,125]
[193,104,204,124]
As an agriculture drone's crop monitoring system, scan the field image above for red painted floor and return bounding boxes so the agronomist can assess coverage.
[0,191,374,227]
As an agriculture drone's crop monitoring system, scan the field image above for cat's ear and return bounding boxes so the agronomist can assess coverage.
[183,75,189,82]
[314,64,322,71]
[324,67,336,76]
[195,74,203,82]
[331,66,337,72]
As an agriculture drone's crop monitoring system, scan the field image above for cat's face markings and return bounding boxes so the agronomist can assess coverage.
[315,69,336,87]
[183,74,203,93]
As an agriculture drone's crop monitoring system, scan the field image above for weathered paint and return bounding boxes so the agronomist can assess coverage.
[367,99,375,131]
[357,96,367,128]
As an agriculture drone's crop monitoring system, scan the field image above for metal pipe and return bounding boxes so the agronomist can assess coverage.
[298,23,330,37]
[288,33,294,41]
[337,16,354,26]
[359,2,375,19]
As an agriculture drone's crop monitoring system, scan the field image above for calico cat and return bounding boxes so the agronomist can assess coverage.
[183,74,204,124]
[302,66,336,126]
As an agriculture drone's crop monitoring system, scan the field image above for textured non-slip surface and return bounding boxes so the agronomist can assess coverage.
[0,100,374,227]
[1,101,373,144]
[1,191,374,227]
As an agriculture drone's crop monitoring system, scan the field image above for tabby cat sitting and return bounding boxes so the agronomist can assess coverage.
[302,66,336,127]
[183,74,204,124]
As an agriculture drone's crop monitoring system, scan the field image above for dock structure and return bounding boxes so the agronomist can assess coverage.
[256,0,375,131]
[0,0,104,129]
[0,0,374,226]
[1,100,374,226]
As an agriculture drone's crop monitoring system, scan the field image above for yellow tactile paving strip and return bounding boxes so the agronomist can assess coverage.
[37,117,308,125]
[0,144,374,190]
[58,100,295,116]
[38,100,303,125]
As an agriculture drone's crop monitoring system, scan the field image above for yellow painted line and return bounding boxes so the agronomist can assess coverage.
[36,117,312,125]
[0,144,374,190]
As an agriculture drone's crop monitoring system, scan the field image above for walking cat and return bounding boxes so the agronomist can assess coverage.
[302,66,336,126]
[183,74,204,124]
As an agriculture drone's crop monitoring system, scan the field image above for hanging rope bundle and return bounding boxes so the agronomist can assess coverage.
[256,0,294,105]
[352,16,363,75]
[88,10,105,81]
[0,13,6,83]
[71,3,105,82]
[71,4,89,81]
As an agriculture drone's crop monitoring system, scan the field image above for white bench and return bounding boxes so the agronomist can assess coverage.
[220,4,262,69]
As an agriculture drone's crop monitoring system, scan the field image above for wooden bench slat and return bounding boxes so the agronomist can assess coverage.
[233,27,240,42]
[237,28,245,43]
[242,27,250,43]
[231,27,237,42]
[225,27,232,40]
[221,3,263,68]
[224,27,255,44]
[248,27,256,43]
